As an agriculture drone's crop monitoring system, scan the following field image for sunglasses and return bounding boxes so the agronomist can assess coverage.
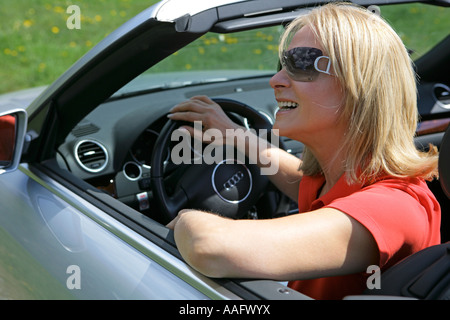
[278,47,333,82]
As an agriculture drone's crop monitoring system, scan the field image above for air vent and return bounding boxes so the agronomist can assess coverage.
[434,84,450,109]
[75,140,108,173]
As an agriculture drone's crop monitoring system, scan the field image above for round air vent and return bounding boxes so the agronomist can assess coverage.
[75,140,108,173]
[434,84,450,109]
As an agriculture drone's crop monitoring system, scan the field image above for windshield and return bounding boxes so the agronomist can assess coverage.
[117,3,448,96]
[149,26,283,74]
[151,3,448,72]
[113,26,283,97]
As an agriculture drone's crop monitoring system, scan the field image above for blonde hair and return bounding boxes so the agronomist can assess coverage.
[279,2,438,184]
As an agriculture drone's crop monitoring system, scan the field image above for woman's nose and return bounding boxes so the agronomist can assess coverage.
[270,68,291,89]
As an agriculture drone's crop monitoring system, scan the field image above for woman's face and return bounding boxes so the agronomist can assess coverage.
[270,26,347,149]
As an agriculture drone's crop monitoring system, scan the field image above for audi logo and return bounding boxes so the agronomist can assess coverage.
[211,160,253,204]
[223,171,244,190]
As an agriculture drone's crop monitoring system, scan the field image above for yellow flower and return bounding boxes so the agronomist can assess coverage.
[95,15,102,22]
[3,48,11,55]
[225,37,238,44]
[51,26,60,34]
[38,63,46,72]
[69,41,77,48]
[253,49,262,55]
[185,64,192,70]
[54,6,65,14]
[23,20,33,28]
[85,41,93,47]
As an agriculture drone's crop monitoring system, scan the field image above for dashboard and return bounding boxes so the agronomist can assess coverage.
[56,75,294,212]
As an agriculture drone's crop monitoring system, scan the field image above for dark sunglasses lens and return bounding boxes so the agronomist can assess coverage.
[282,47,323,81]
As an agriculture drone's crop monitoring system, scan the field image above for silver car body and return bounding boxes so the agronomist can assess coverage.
[0,0,249,300]
[0,164,217,299]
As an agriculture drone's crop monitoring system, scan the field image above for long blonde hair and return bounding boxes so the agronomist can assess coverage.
[280,2,438,184]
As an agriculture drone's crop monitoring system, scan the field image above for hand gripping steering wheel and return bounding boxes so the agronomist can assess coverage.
[150,98,275,224]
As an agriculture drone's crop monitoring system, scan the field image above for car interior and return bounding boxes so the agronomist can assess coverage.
[22,1,450,299]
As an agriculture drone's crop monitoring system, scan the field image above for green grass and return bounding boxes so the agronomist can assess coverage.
[0,1,448,94]
[382,4,450,58]
[0,0,159,94]
[150,27,284,74]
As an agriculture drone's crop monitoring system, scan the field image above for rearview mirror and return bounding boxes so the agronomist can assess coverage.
[0,109,27,174]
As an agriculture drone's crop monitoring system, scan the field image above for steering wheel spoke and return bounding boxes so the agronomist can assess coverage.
[167,186,189,214]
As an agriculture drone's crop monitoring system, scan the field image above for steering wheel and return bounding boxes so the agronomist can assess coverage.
[150,98,275,224]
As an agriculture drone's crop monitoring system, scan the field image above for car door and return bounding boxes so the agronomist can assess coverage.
[0,163,219,299]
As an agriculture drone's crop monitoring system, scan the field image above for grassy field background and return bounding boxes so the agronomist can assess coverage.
[0,1,448,94]
[0,0,159,94]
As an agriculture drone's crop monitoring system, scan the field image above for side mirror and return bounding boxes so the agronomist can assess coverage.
[0,109,27,174]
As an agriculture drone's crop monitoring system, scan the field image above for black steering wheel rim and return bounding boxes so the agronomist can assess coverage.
[150,98,274,224]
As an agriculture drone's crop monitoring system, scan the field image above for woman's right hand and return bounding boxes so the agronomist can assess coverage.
[167,95,244,144]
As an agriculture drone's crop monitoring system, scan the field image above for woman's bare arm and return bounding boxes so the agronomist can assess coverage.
[168,208,379,280]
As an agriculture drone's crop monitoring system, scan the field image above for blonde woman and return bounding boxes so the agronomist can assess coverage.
[167,3,441,299]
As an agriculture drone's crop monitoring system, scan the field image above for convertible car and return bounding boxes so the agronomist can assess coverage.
[0,0,449,300]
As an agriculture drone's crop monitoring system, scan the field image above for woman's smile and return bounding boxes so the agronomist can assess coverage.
[276,100,299,117]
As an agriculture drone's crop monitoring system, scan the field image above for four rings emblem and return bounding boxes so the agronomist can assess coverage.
[223,171,244,190]
[211,160,253,204]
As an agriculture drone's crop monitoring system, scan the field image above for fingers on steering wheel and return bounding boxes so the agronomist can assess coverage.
[171,96,217,114]
[169,98,221,129]
[190,95,217,107]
